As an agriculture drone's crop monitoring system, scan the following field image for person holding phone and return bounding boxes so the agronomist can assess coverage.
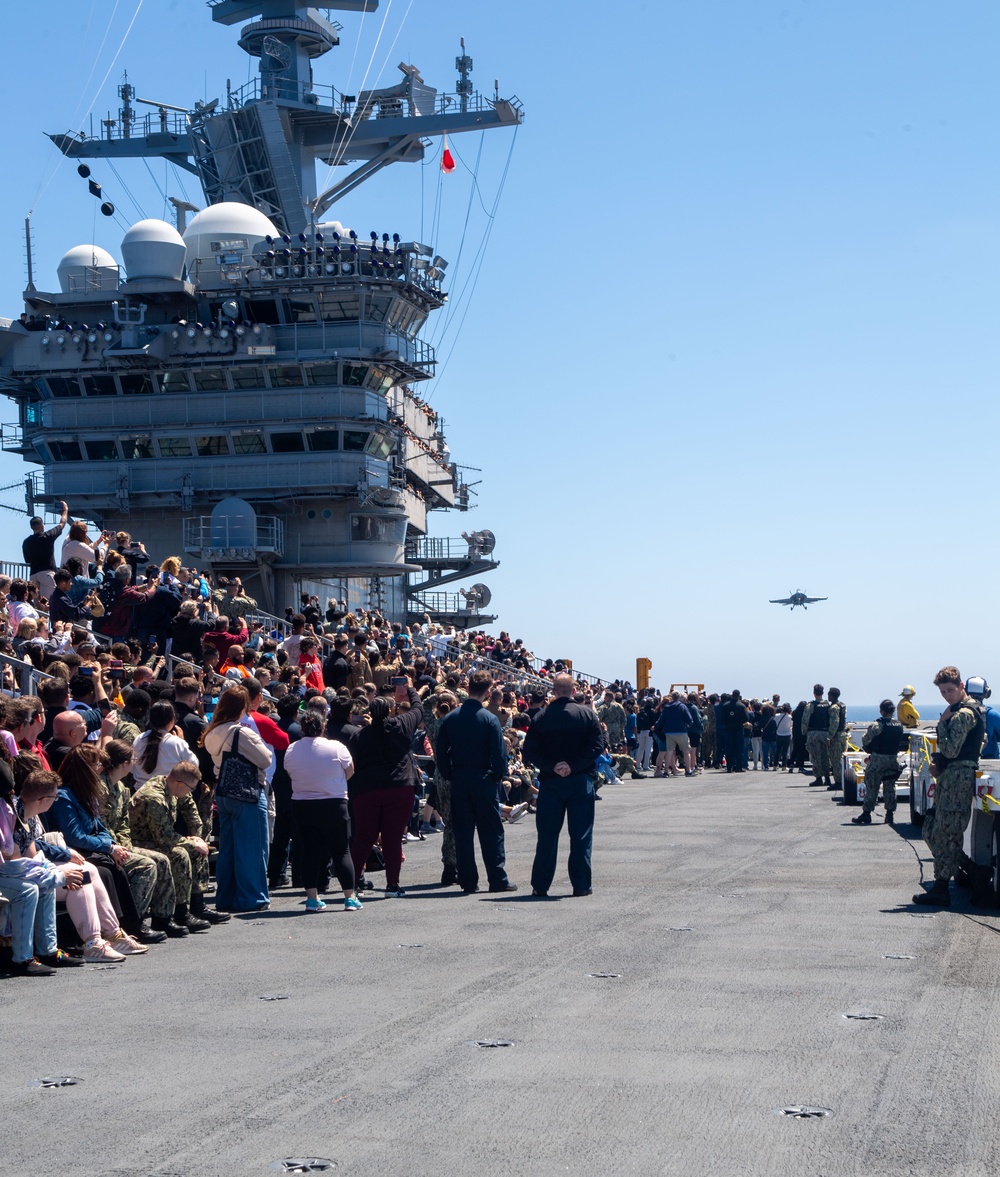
[348,682,424,898]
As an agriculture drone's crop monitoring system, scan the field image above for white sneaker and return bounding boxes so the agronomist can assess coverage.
[507,802,529,824]
[106,929,149,956]
[83,939,127,963]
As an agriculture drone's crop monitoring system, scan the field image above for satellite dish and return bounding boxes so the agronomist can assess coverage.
[467,583,492,608]
[370,487,403,508]
[476,529,496,555]
[263,35,293,70]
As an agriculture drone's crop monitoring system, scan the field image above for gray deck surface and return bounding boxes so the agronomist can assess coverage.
[4,767,999,1176]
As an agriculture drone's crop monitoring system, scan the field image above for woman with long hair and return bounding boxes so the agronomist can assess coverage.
[14,769,146,962]
[348,684,424,898]
[201,686,272,914]
[132,701,191,786]
[53,744,162,943]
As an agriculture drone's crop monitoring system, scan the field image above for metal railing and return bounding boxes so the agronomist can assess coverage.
[0,649,51,696]
[408,591,488,617]
[183,516,285,557]
[0,561,31,580]
[405,537,483,562]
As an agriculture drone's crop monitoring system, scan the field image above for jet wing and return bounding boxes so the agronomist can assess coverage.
[802,596,828,604]
[769,598,793,605]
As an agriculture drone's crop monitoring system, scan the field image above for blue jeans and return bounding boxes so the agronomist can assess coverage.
[215,792,270,911]
[0,875,57,962]
[762,740,777,768]
[530,772,596,895]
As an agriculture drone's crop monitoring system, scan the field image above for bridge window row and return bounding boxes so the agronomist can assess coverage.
[40,428,393,463]
[37,362,395,398]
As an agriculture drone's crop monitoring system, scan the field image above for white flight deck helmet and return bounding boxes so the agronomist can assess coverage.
[965,676,990,701]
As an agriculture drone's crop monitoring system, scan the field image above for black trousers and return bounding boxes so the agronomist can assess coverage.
[723,731,744,772]
[450,777,509,891]
[89,853,143,935]
[268,774,296,883]
[293,797,354,893]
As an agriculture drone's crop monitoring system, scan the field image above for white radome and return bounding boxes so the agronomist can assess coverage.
[121,218,187,281]
[183,202,280,268]
[56,244,119,293]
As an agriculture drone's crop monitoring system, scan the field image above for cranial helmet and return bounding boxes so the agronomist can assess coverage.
[965,676,991,701]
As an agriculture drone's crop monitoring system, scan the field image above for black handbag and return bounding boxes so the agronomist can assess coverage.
[214,729,262,804]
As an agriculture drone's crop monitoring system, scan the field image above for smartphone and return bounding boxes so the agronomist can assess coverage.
[80,666,94,677]
[391,676,407,687]
[80,870,91,884]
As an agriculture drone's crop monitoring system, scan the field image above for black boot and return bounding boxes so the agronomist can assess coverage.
[912,880,950,907]
[440,865,458,887]
[191,891,231,925]
[884,809,895,826]
[851,811,872,825]
[175,901,211,933]
[151,913,189,938]
[136,921,168,945]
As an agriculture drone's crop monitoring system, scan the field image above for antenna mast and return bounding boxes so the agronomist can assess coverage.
[24,218,35,293]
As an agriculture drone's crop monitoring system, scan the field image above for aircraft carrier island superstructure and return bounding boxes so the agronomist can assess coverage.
[0,0,522,621]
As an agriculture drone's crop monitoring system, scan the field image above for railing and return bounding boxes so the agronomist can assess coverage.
[0,649,51,696]
[224,74,509,121]
[183,516,285,557]
[1,423,25,452]
[0,561,31,580]
[405,537,483,562]
[408,591,490,617]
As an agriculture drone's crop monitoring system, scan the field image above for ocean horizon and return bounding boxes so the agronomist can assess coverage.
[846,704,937,724]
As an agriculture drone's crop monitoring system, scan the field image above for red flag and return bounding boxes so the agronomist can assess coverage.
[441,135,456,174]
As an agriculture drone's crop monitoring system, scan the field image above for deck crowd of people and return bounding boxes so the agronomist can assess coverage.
[1,505,845,977]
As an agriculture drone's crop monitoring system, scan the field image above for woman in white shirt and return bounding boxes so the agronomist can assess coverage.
[7,580,39,629]
[60,520,103,570]
[283,709,358,912]
[132,701,192,786]
[774,704,794,770]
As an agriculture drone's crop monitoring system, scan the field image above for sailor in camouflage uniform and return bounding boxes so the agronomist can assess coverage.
[211,580,258,620]
[852,700,906,825]
[802,684,837,787]
[826,687,848,790]
[597,691,628,751]
[912,667,985,907]
[129,761,214,930]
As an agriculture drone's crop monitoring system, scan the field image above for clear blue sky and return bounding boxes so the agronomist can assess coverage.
[0,0,996,704]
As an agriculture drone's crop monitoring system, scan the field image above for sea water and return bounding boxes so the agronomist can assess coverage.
[847,705,939,724]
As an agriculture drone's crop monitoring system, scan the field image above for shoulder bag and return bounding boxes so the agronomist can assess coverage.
[214,728,262,804]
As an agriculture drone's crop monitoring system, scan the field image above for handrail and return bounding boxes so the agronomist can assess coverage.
[0,648,52,696]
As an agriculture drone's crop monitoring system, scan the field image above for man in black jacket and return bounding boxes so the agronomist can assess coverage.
[435,670,516,894]
[322,635,352,690]
[523,674,604,897]
[719,689,749,773]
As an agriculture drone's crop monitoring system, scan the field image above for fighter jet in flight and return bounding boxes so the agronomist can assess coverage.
[769,590,828,611]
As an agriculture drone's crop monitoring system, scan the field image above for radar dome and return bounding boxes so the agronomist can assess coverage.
[121,219,186,281]
[183,202,280,273]
[57,244,119,294]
